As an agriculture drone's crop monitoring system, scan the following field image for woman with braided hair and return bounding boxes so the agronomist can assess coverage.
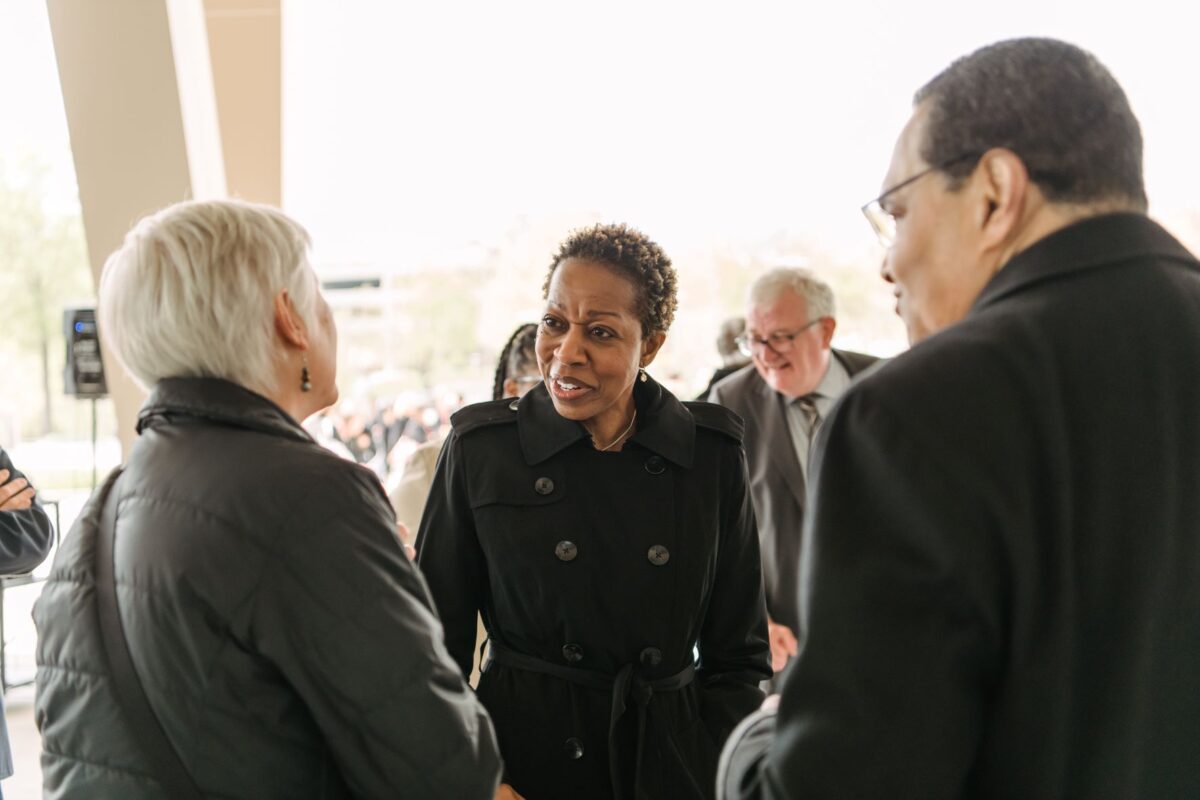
[491,322,540,401]
[417,223,770,800]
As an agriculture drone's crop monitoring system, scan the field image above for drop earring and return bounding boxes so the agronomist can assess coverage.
[300,355,312,393]
[639,367,648,383]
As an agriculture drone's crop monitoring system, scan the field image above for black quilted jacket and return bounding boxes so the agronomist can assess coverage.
[34,377,501,799]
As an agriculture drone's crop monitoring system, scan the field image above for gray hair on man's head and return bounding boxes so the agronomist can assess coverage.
[747,267,835,320]
[98,199,317,397]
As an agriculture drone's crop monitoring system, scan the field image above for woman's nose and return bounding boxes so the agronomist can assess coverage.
[555,324,587,365]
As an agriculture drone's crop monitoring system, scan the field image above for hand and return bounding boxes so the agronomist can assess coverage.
[0,469,35,512]
[495,783,526,800]
[767,617,798,673]
[395,521,416,560]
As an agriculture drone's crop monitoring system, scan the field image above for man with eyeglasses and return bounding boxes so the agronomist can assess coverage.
[718,37,1200,799]
[707,267,876,682]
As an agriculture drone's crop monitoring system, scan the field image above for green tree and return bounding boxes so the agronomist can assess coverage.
[0,158,92,436]
[395,266,487,390]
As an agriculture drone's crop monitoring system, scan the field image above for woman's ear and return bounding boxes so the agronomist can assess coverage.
[640,330,667,367]
[273,290,309,350]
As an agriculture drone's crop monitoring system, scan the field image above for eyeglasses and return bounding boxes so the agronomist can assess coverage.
[861,152,981,248]
[735,318,823,357]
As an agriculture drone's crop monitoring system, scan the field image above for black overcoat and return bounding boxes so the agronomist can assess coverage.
[418,376,771,799]
[720,213,1200,798]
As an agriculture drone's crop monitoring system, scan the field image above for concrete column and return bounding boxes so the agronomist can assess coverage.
[46,0,227,457]
[204,0,281,205]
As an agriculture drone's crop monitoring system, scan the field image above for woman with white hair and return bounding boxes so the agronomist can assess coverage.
[33,199,501,799]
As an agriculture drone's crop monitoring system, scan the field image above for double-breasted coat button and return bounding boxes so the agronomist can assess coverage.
[563,737,584,760]
[555,541,578,562]
[639,646,663,667]
[647,545,670,566]
[644,455,666,475]
[508,398,520,411]
[534,477,555,495]
[562,643,584,663]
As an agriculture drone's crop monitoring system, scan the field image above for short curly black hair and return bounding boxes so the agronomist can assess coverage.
[542,223,678,335]
[915,37,1146,211]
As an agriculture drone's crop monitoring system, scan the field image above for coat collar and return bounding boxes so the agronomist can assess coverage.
[137,377,314,444]
[973,213,1197,314]
[517,374,696,468]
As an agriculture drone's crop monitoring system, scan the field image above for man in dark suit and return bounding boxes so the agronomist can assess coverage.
[719,38,1200,799]
[707,267,876,677]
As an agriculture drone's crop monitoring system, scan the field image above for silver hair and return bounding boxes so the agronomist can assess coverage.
[747,266,836,320]
[98,199,317,397]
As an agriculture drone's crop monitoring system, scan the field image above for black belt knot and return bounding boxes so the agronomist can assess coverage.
[486,640,695,800]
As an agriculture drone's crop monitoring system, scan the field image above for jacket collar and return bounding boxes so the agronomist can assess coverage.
[973,212,1197,313]
[137,377,314,444]
[517,374,696,468]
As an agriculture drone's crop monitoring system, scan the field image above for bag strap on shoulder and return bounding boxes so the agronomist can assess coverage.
[94,468,204,800]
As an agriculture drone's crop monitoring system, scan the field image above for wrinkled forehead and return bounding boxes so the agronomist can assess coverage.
[746,289,808,331]
[545,257,639,317]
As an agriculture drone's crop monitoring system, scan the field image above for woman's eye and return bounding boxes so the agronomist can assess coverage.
[590,327,614,340]
[541,316,564,330]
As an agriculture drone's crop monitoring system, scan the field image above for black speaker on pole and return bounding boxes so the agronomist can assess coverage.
[64,307,108,398]
[64,307,108,488]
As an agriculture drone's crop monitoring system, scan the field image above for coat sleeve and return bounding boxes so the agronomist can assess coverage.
[719,388,1004,800]
[697,441,771,744]
[0,448,55,575]
[251,462,501,800]
[415,430,489,679]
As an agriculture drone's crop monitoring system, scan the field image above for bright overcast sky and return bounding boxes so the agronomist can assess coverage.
[4,0,1199,267]
[281,0,1200,264]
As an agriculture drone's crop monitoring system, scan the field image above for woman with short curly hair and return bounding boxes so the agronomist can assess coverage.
[418,223,770,800]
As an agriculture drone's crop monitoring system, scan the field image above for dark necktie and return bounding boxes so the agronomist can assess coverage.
[797,395,821,439]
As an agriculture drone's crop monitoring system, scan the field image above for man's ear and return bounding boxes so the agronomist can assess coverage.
[273,290,309,350]
[818,316,837,348]
[974,148,1031,249]
[640,330,667,368]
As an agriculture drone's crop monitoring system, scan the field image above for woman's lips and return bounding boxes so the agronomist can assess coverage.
[549,375,594,401]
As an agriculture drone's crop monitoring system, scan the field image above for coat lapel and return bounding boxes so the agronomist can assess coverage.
[755,377,807,509]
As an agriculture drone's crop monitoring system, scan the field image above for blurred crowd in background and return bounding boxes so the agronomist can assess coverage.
[305,392,463,486]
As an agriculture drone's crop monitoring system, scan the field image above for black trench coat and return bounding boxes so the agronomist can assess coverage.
[417,376,770,799]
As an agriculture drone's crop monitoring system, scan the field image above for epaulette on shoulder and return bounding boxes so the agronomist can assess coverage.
[450,398,520,436]
[683,400,744,443]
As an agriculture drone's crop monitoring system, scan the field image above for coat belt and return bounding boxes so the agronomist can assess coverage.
[485,640,696,800]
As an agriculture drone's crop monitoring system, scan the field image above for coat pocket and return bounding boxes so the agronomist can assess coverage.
[657,715,720,800]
